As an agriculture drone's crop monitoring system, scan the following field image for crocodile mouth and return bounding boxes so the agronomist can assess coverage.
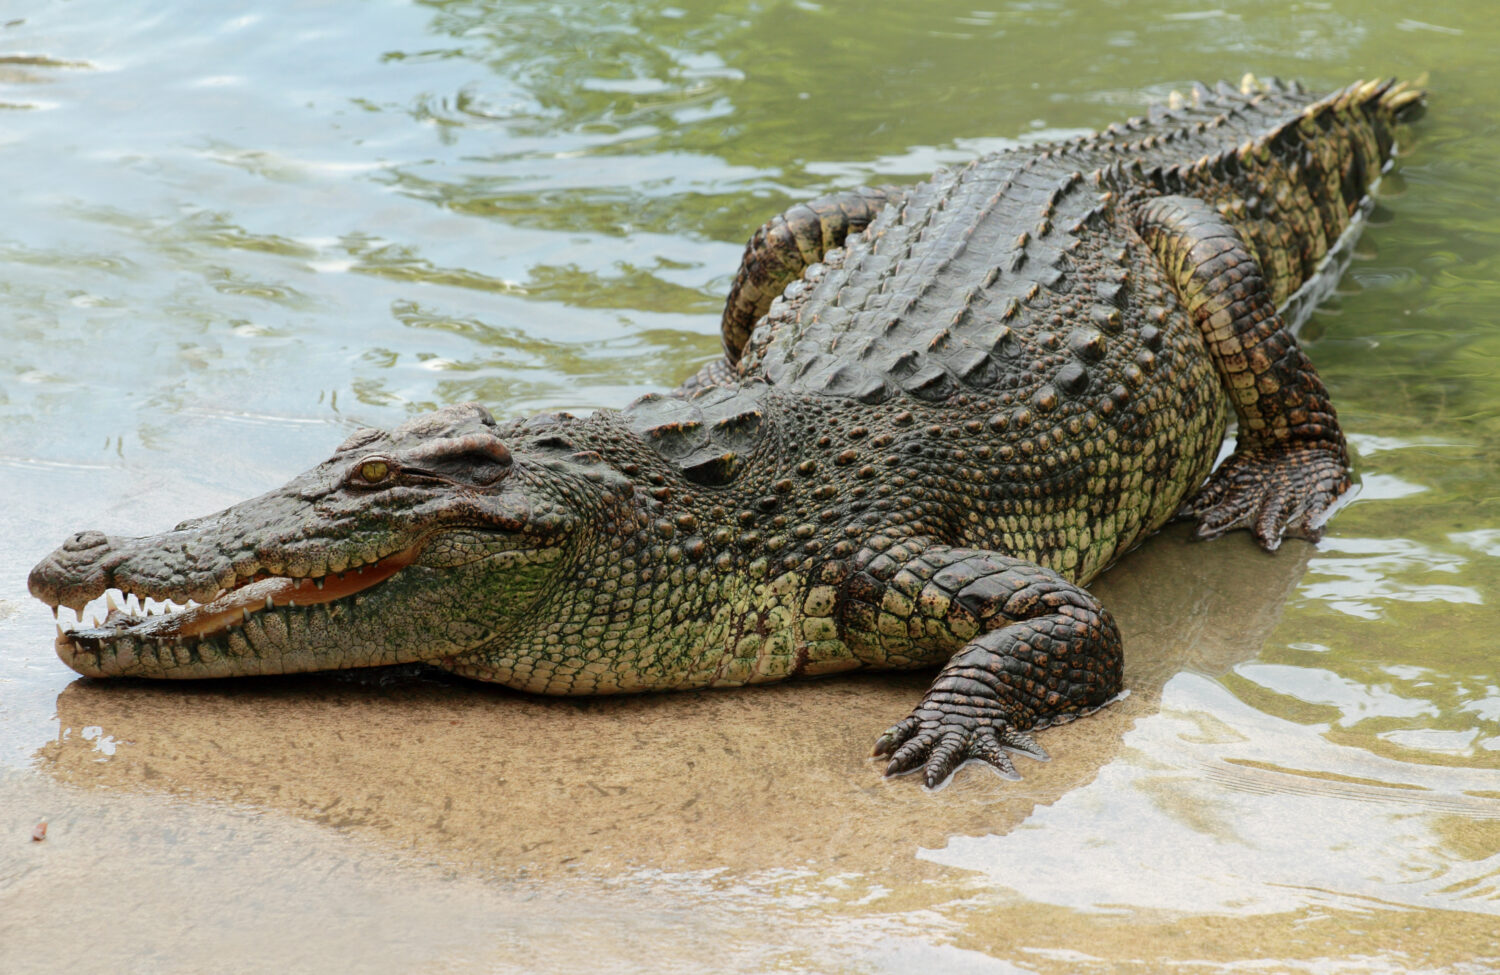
[51,541,425,676]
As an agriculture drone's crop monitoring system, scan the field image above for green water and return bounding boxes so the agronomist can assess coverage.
[2,2,1498,972]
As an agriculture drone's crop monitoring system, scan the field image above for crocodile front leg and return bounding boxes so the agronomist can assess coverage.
[1135,194,1352,549]
[843,539,1122,788]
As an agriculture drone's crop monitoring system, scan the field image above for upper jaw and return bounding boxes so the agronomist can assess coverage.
[32,519,414,600]
[32,525,429,644]
[29,403,524,615]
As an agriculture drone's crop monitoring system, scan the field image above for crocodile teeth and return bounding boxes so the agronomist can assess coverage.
[52,542,424,646]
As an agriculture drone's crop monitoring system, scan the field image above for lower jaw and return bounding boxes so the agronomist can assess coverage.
[54,546,431,678]
[50,540,540,678]
[57,634,256,679]
[54,601,386,679]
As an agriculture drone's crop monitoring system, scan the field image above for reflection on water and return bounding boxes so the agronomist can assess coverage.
[3,0,1500,971]
[1303,536,1483,620]
[925,674,1500,916]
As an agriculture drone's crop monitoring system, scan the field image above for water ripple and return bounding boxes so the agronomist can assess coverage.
[1301,536,1482,620]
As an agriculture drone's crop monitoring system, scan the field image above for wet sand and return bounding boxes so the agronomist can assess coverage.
[5,494,1498,974]
[18,525,1301,879]
[14,525,1491,972]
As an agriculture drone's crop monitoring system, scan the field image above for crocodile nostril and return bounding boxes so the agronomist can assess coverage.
[63,530,109,553]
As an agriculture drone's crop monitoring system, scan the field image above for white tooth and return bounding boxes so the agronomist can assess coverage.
[314,578,325,590]
[287,599,297,609]
[265,596,274,611]
[242,608,252,622]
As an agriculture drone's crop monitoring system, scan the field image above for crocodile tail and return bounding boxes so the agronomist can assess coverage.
[1378,78,1428,124]
[1157,78,1427,306]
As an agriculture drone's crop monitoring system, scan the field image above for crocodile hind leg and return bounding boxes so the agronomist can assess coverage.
[843,540,1122,788]
[1135,194,1351,550]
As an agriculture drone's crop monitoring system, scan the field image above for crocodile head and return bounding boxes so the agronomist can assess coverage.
[29,403,615,679]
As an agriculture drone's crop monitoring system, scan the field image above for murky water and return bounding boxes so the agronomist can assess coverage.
[2,1,1497,972]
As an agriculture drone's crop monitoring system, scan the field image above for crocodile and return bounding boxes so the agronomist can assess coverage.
[29,76,1424,787]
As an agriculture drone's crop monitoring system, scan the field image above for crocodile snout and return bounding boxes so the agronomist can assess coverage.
[29,531,132,612]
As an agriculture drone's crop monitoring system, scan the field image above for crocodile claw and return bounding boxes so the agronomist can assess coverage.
[1184,443,1349,551]
[873,708,1048,789]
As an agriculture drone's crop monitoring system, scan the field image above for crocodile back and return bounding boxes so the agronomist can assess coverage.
[736,79,1420,404]
[618,79,1421,585]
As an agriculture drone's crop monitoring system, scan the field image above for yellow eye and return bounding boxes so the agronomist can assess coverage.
[360,460,390,483]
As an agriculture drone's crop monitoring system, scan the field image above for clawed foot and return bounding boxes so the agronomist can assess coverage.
[873,706,1048,789]
[1183,443,1349,551]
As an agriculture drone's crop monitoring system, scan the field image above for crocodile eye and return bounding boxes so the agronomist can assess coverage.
[359,460,391,483]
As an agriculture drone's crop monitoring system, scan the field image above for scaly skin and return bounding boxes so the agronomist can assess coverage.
[29,77,1425,788]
